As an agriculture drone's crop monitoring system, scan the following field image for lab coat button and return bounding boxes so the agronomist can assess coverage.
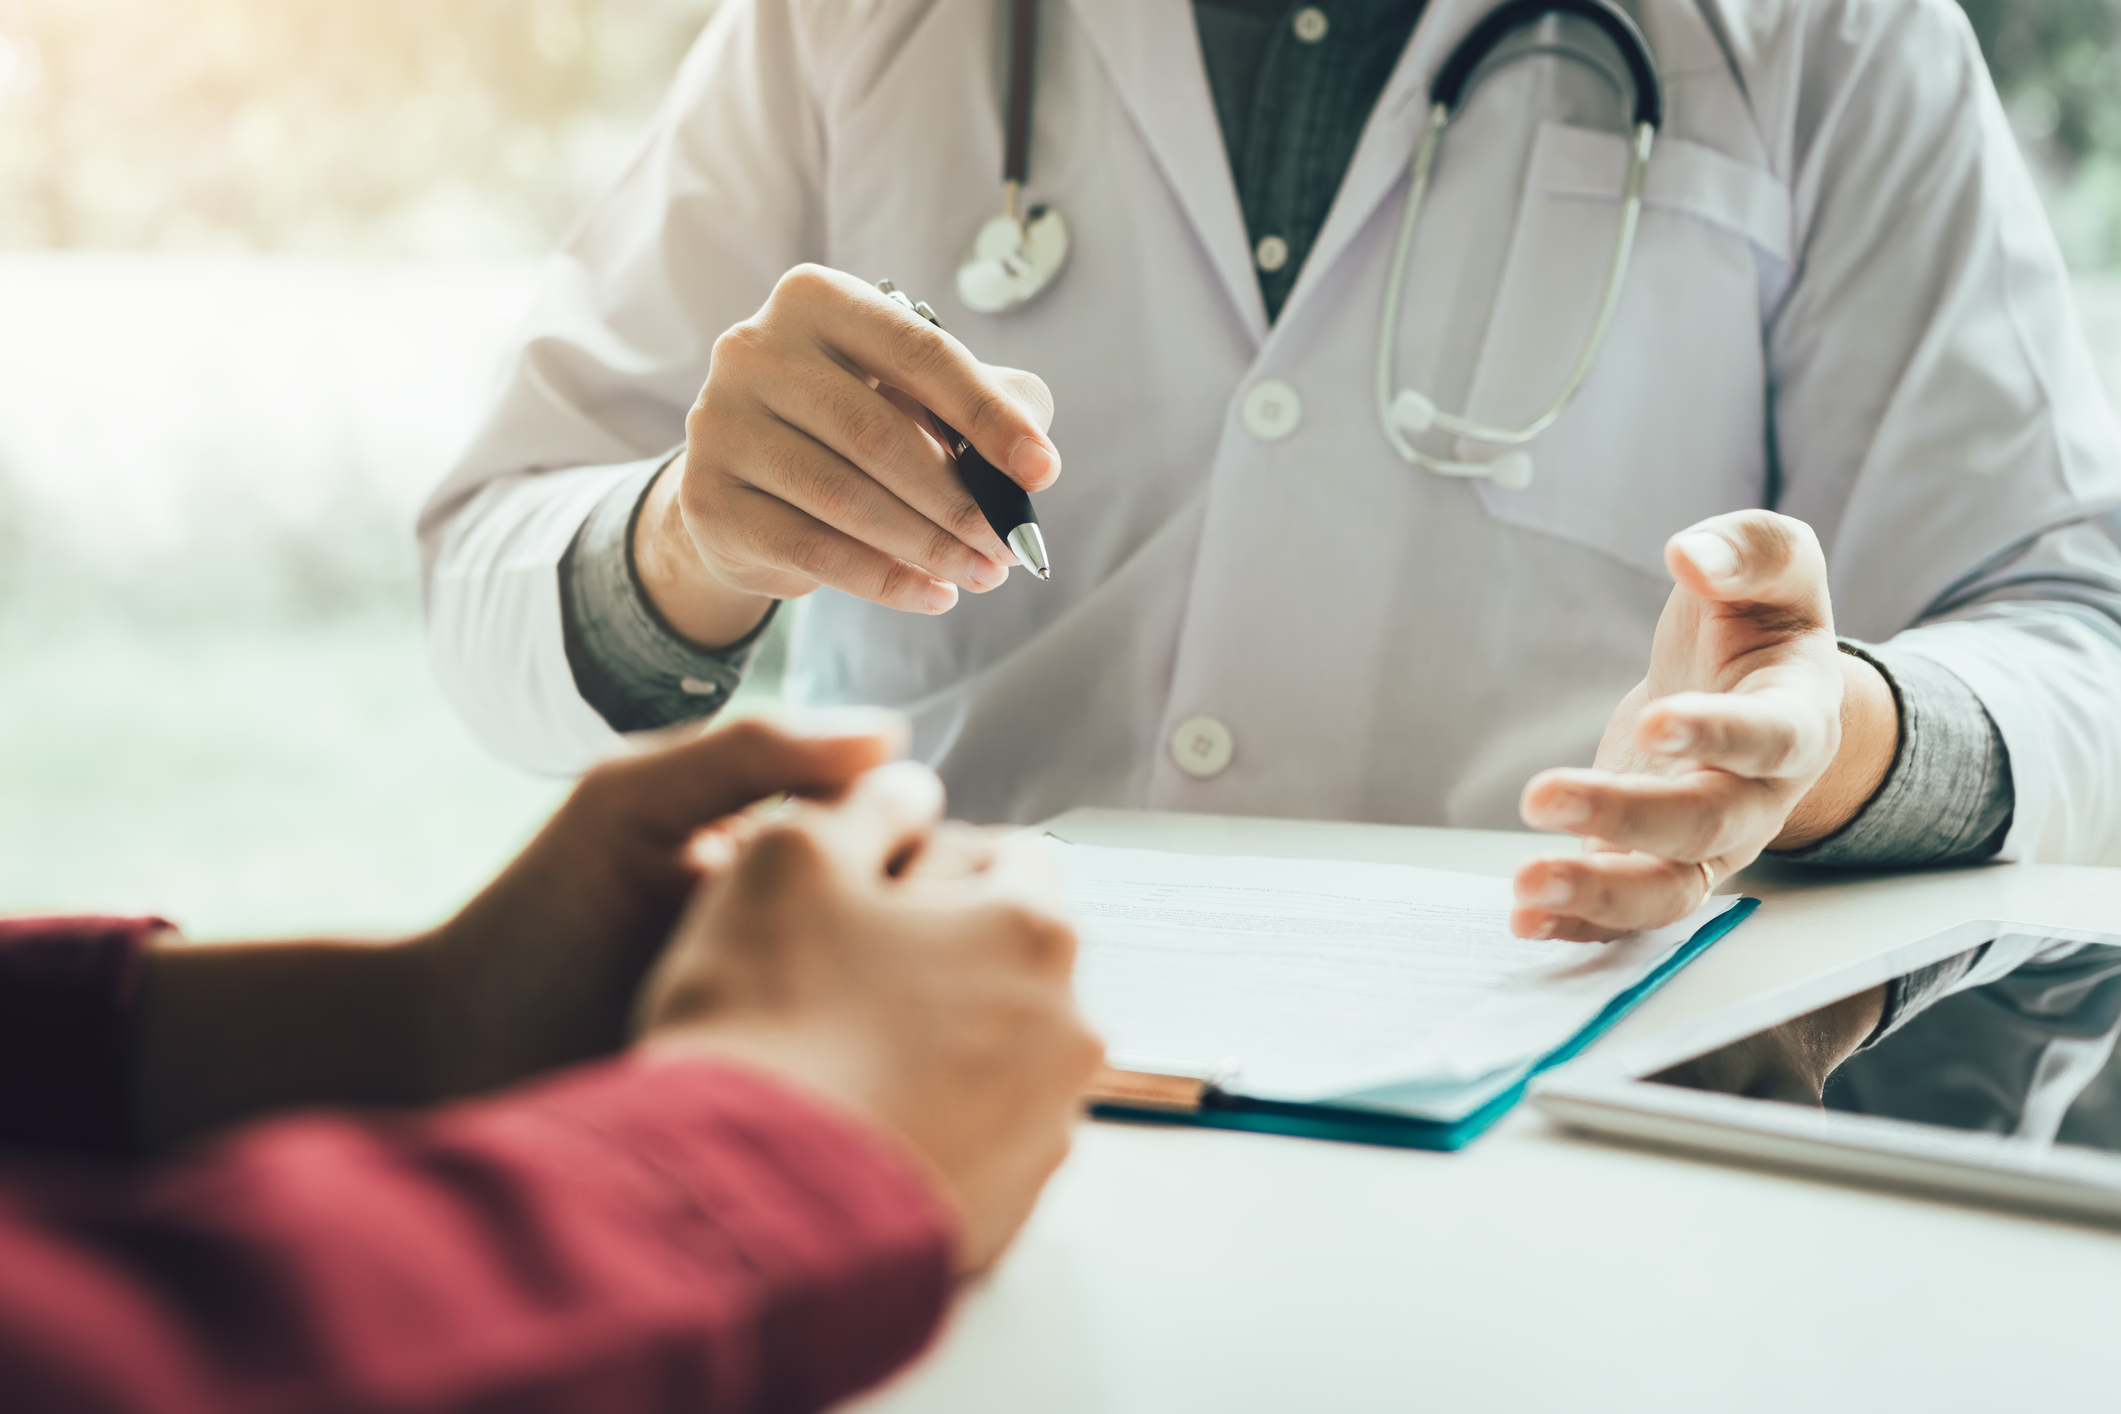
[1170,715,1235,778]
[1241,380,1302,442]
[1254,235,1289,272]
[1293,7,1329,42]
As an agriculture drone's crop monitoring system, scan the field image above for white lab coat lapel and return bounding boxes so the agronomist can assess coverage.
[1270,0,1489,336]
[1064,0,1268,344]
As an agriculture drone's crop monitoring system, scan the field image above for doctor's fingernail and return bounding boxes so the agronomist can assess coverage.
[1527,876,1573,908]
[1677,532,1740,582]
[1009,438,1059,488]
[773,706,909,745]
[968,557,1009,590]
[1652,722,1696,755]
[1537,793,1592,829]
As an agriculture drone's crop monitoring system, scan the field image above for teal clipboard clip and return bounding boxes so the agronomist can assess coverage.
[1088,897,1760,1152]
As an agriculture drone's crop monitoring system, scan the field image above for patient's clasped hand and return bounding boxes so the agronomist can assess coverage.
[0,715,1101,1413]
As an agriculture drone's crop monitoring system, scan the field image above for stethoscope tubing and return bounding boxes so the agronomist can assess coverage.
[1375,115,1654,474]
[1432,0,1662,128]
[964,0,1664,478]
[1375,0,1662,481]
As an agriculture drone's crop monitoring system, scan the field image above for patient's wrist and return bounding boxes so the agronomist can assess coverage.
[133,931,436,1152]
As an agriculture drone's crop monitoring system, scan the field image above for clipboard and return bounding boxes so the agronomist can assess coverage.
[1085,898,1758,1151]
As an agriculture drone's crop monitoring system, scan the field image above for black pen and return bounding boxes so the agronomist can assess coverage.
[876,279,1051,581]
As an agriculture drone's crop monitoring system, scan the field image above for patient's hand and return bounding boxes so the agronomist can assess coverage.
[639,763,1104,1276]
[1512,510,1897,941]
[135,714,905,1150]
[422,713,908,1092]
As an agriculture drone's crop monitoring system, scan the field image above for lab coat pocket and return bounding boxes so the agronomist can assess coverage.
[1457,122,1791,578]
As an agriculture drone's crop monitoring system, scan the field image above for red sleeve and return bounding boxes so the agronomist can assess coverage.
[0,1057,957,1414]
[0,915,166,1155]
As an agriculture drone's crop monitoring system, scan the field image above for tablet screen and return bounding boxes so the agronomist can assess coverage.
[1646,934,2121,1159]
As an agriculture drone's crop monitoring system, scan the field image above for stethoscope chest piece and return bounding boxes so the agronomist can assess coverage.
[956,203,1070,314]
[960,0,1068,315]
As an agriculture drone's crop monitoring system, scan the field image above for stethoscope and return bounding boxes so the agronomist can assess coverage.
[956,0,1663,490]
[1380,0,1662,488]
[956,0,1072,314]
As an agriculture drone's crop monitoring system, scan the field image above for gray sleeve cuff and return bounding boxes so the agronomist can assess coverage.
[1768,640,2014,870]
[1859,942,1991,1051]
[558,458,778,734]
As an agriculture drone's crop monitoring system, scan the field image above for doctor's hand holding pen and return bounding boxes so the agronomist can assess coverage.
[1511,510,1900,942]
[630,264,1064,650]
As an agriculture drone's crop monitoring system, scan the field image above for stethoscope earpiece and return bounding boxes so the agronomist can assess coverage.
[1388,389,1535,487]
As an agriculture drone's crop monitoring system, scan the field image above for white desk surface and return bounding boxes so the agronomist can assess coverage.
[849,811,2121,1414]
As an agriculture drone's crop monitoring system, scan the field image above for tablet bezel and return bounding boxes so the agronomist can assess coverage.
[1533,917,2121,1228]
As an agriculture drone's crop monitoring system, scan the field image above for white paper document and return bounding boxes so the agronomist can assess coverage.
[1055,841,1739,1114]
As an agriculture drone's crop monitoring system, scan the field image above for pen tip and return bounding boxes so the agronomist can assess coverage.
[1007,523,1052,582]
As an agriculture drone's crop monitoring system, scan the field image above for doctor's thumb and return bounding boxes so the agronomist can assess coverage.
[988,367,1061,490]
[992,367,1056,433]
[1665,510,1830,619]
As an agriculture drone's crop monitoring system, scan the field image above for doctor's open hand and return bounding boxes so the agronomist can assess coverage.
[632,264,1063,649]
[1511,511,1899,942]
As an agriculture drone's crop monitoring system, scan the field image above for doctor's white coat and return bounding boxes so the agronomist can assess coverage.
[421,0,2121,860]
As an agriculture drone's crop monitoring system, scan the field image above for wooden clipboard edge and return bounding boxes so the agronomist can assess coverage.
[1084,1064,1212,1114]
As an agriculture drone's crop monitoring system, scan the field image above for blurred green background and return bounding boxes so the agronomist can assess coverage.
[0,0,745,937]
[1,0,2118,938]
[1960,0,2121,269]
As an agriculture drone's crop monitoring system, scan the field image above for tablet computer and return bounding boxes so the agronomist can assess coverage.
[1534,924,2121,1227]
